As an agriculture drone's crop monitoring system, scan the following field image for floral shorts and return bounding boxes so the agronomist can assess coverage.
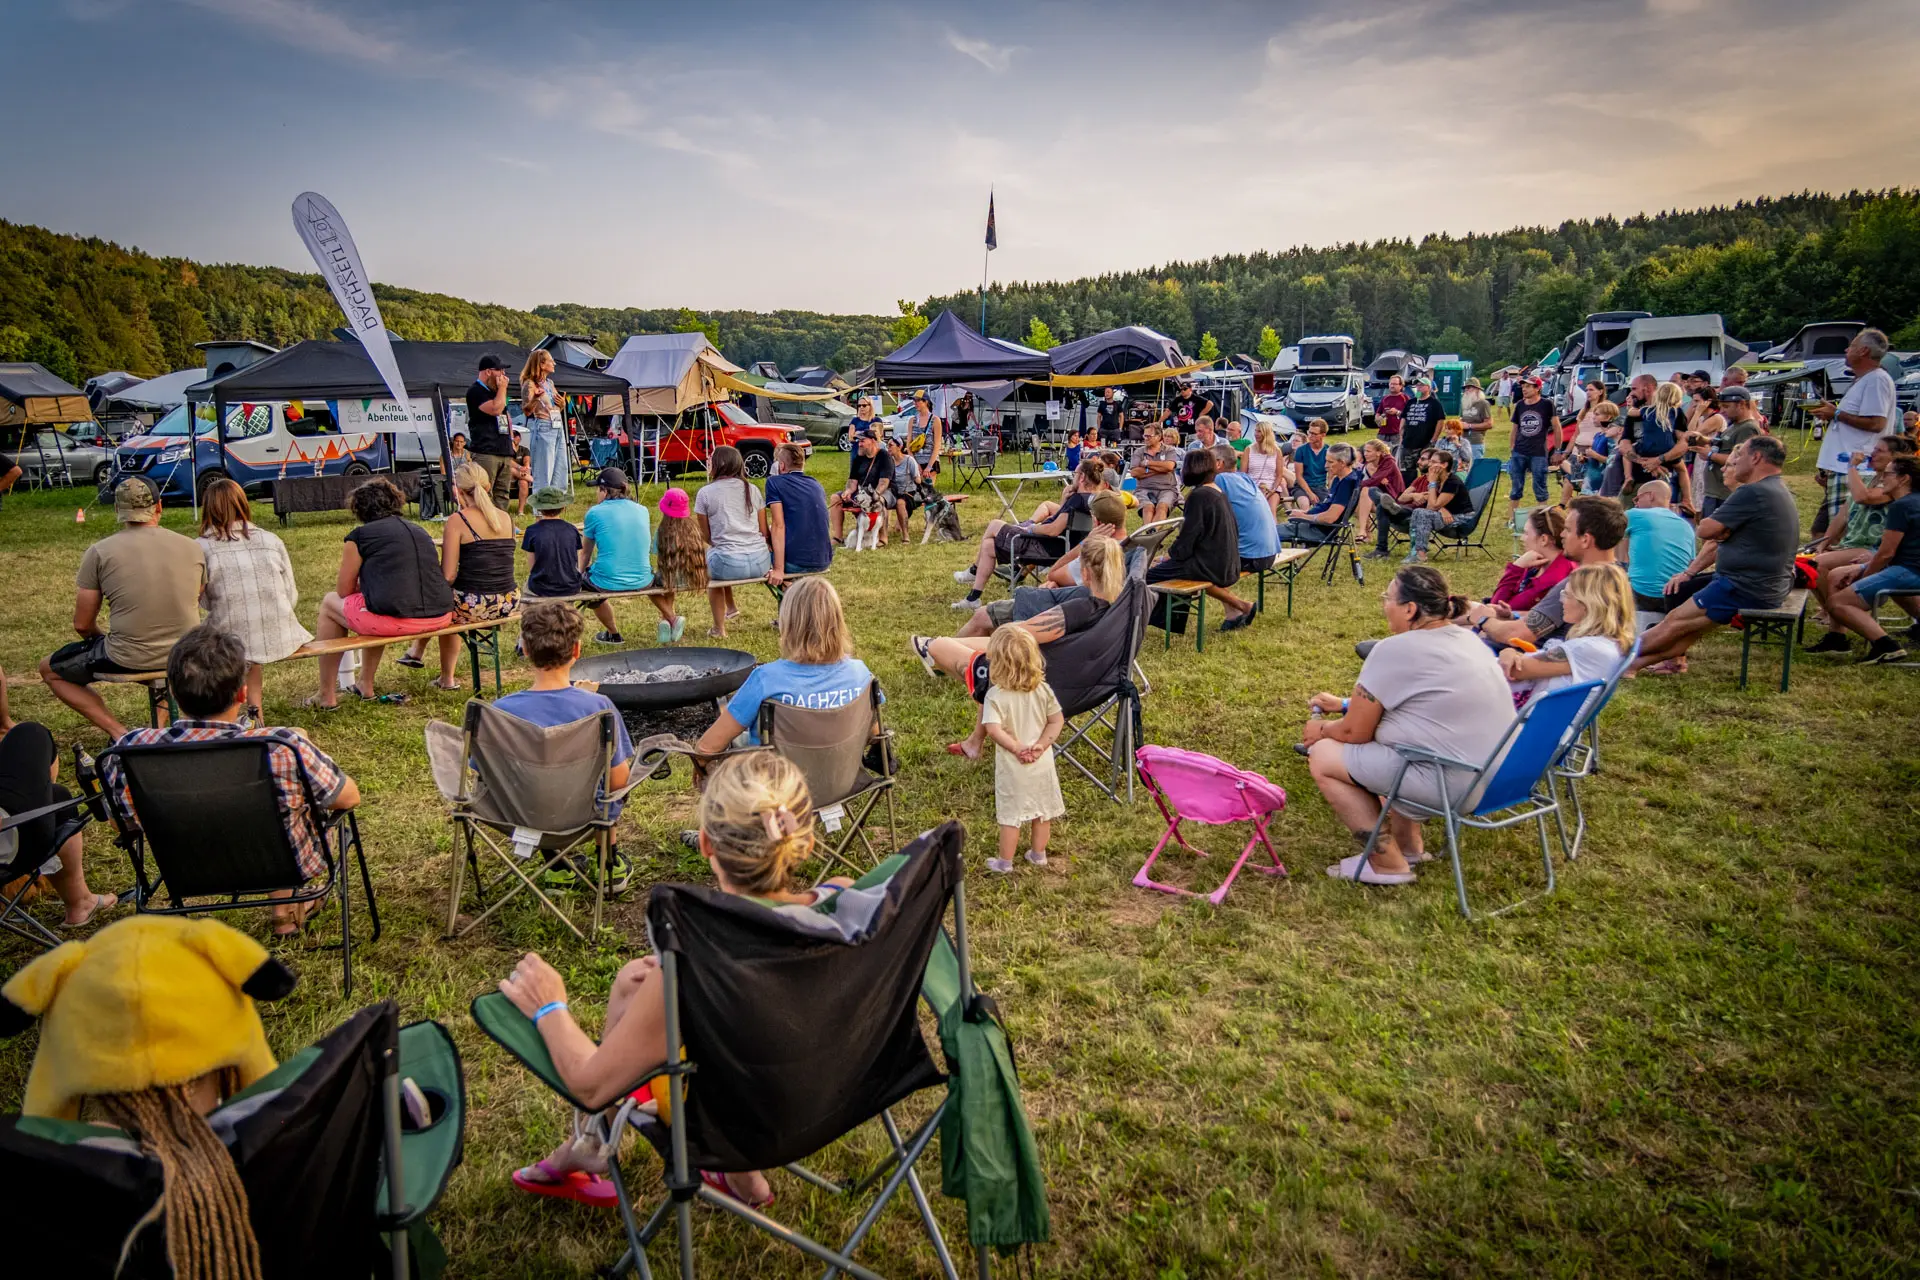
[454,588,519,623]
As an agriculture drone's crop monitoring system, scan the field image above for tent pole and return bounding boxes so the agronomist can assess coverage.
[979,244,989,336]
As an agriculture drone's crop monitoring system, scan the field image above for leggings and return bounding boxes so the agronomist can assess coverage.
[0,723,66,870]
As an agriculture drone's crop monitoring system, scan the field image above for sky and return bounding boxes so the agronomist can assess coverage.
[8,0,1919,316]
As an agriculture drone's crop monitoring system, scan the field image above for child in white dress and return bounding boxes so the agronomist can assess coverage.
[1499,564,1635,705]
[977,627,1065,874]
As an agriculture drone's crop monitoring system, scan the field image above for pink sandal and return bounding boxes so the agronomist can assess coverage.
[512,1160,619,1208]
[700,1169,774,1209]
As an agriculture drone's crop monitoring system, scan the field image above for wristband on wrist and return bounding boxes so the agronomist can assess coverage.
[1340,698,1350,713]
[532,1000,568,1025]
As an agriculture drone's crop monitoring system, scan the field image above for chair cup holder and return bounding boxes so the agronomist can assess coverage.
[401,1084,452,1133]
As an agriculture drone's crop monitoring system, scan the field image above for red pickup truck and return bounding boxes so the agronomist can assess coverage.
[648,400,809,478]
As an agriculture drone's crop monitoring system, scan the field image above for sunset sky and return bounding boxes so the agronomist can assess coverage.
[10,0,1918,314]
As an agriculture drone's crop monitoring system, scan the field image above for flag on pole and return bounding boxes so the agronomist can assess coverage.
[290,192,428,436]
[985,192,997,251]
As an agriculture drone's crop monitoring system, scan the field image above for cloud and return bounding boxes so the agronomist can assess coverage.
[944,28,1019,73]
[178,0,418,65]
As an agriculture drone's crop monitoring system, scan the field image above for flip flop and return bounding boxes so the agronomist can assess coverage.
[699,1169,774,1210]
[512,1161,619,1209]
[395,654,426,669]
[62,892,118,929]
[300,695,341,712]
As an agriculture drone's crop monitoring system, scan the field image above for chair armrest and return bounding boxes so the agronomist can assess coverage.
[1389,744,1482,772]
[0,793,89,834]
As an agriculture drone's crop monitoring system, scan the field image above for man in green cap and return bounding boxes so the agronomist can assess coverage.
[39,476,205,738]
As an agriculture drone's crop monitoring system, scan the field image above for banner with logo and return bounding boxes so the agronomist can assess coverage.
[291,191,422,434]
[337,396,442,435]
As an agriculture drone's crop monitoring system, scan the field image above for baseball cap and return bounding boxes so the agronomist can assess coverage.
[1717,385,1753,403]
[477,354,509,372]
[595,466,628,489]
[657,487,691,519]
[113,475,160,521]
[531,485,568,511]
[1689,368,1712,381]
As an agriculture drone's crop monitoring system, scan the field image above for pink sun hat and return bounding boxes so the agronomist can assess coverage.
[658,487,692,519]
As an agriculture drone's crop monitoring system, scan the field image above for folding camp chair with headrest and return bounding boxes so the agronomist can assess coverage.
[1006,506,1093,587]
[1352,679,1602,919]
[0,1002,465,1280]
[1281,499,1363,586]
[471,821,1045,1280]
[1428,456,1503,560]
[1044,576,1152,803]
[1132,746,1288,904]
[428,699,638,942]
[94,736,379,995]
[758,680,898,875]
[1547,640,1638,860]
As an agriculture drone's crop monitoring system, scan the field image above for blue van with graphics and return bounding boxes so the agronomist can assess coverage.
[102,400,398,501]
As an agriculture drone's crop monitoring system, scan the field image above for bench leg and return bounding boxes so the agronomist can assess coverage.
[1778,622,1793,694]
[1163,592,1173,652]
[1738,627,1752,690]
[1256,571,1265,615]
[1195,592,1206,654]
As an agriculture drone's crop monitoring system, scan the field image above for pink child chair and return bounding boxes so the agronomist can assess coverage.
[1133,745,1288,905]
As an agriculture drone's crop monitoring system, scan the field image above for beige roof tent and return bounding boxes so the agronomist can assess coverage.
[0,363,94,430]
[604,333,744,415]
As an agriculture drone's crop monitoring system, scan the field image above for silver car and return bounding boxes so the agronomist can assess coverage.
[2,427,116,488]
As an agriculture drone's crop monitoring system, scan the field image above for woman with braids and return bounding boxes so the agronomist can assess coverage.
[1,915,299,1279]
[1301,565,1514,887]
[500,751,849,1210]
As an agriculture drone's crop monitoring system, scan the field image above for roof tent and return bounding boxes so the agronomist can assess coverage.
[1047,325,1189,379]
[0,363,93,430]
[1295,336,1354,370]
[873,310,1051,386]
[604,333,743,415]
[536,333,613,370]
[785,365,848,390]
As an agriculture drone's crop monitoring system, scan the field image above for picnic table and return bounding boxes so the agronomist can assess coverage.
[984,469,1071,521]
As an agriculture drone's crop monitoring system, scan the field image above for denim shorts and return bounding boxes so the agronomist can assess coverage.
[1690,576,1782,624]
[1852,564,1920,606]
[707,547,773,582]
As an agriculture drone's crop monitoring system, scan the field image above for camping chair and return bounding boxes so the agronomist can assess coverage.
[1429,457,1503,560]
[470,821,1047,1280]
[93,737,379,996]
[954,434,999,488]
[1352,680,1602,919]
[1280,501,1362,586]
[1045,577,1152,803]
[0,1002,465,1280]
[1006,507,1093,587]
[1132,746,1288,905]
[428,700,638,943]
[1122,517,1183,566]
[0,787,96,951]
[759,681,899,876]
[1548,640,1639,861]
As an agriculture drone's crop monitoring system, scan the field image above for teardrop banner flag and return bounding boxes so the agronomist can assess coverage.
[290,191,431,436]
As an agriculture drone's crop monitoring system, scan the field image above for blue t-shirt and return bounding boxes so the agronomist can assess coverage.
[765,472,834,573]
[1625,506,1695,599]
[1583,432,1612,489]
[1309,471,1359,520]
[726,657,878,744]
[492,686,635,812]
[1215,472,1278,558]
[582,498,653,590]
[1298,444,1329,493]
[522,517,583,598]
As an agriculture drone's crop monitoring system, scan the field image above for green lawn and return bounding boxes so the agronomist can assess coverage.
[2,437,1916,1278]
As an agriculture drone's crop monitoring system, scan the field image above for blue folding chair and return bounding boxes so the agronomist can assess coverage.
[1355,680,1602,919]
[1548,640,1639,861]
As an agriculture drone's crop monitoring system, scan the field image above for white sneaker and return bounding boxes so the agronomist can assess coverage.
[953,569,976,584]
[1324,852,1415,886]
[910,636,940,678]
[1025,848,1048,866]
[951,598,980,611]
[985,857,1014,874]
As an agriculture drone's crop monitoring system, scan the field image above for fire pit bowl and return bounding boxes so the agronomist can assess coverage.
[570,646,758,712]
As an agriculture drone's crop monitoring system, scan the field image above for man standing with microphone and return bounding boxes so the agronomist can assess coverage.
[465,354,516,504]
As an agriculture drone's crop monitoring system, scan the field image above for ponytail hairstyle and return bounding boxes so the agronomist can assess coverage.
[1077,533,1124,604]
[453,462,510,537]
[1526,504,1567,550]
[709,445,754,514]
[1562,564,1635,655]
[697,751,815,896]
[1391,564,1469,622]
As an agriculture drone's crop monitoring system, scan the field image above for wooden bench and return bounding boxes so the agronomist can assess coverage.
[524,571,822,613]
[1736,588,1809,692]
[1150,549,1319,652]
[96,670,176,727]
[1251,548,1316,618]
[278,615,520,695]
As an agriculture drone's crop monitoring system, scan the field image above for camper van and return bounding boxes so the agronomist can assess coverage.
[104,400,396,501]
[1623,315,1748,385]
[1279,369,1371,433]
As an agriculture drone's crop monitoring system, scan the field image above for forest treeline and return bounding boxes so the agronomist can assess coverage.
[3,190,1916,385]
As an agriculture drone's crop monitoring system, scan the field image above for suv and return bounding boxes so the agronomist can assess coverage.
[766,395,857,450]
[651,400,808,478]
[103,400,392,501]
[1279,370,1371,432]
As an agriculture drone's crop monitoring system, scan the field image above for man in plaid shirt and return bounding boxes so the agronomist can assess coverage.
[102,625,360,933]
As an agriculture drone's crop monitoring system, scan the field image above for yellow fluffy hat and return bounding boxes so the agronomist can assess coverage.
[0,915,296,1120]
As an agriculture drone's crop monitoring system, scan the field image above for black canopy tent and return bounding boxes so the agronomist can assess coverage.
[183,338,629,511]
[872,310,1051,385]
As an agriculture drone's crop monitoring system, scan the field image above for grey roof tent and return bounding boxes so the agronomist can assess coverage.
[1048,325,1189,379]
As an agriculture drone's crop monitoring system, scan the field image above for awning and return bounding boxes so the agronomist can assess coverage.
[1041,360,1213,389]
[712,371,845,402]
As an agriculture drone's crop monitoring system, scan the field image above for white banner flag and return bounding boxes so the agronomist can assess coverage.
[290,191,423,435]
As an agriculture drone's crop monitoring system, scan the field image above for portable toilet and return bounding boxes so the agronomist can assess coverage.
[1429,359,1472,415]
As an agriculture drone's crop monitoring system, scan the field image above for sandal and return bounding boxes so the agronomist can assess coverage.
[350,689,410,705]
[300,694,341,712]
[699,1169,774,1210]
[512,1160,619,1209]
[272,897,322,937]
[62,892,118,929]
[395,654,426,669]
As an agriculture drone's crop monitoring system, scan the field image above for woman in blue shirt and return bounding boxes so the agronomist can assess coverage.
[694,577,878,751]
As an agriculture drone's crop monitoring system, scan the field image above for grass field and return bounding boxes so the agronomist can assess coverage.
[2,433,1916,1278]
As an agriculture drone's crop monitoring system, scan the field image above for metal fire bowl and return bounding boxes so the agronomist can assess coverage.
[570,646,757,711]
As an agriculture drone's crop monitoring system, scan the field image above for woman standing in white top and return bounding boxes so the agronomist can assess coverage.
[520,348,569,494]
[1243,422,1283,515]
[694,446,771,639]
[196,478,312,722]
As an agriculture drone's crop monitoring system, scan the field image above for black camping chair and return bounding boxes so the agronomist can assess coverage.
[1122,516,1183,566]
[428,700,641,944]
[0,748,100,950]
[1006,506,1094,587]
[1043,576,1152,803]
[0,1002,465,1280]
[473,822,1024,1280]
[93,737,379,996]
[1430,458,1504,559]
[1280,496,1362,586]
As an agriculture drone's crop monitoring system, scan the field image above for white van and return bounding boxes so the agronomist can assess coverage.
[1625,315,1749,385]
